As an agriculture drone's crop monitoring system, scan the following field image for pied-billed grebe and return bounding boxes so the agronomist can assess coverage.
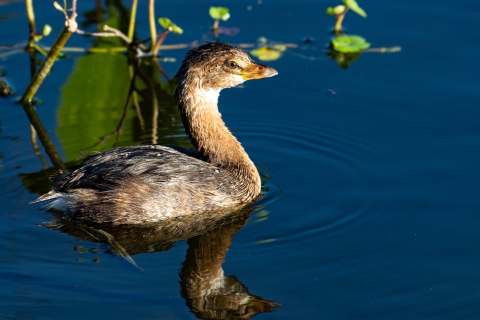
[34,42,278,225]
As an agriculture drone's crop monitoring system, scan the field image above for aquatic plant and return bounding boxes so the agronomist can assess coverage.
[251,38,287,62]
[324,1,400,68]
[331,35,370,53]
[326,0,366,33]
[153,18,183,56]
[209,6,230,31]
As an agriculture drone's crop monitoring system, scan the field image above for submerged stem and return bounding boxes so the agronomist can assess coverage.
[23,103,65,171]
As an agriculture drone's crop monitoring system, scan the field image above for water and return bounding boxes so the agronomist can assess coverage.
[1,0,480,318]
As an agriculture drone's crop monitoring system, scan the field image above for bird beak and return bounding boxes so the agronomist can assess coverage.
[240,63,278,80]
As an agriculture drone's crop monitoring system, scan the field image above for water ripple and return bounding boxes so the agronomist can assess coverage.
[235,118,394,238]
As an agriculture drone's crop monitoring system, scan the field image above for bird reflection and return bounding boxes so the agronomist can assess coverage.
[44,208,279,319]
[180,212,279,319]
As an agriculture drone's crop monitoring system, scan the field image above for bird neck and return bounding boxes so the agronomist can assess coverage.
[177,82,261,195]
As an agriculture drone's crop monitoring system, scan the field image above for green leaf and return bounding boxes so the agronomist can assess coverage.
[158,17,183,34]
[331,35,370,53]
[53,1,64,12]
[42,24,52,36]
[209,7,230,21]
[251,46,285,61]
[343,0,367,17]
[326,5,346,15]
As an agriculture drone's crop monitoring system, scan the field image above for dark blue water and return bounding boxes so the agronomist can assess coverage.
[1,0,480,318]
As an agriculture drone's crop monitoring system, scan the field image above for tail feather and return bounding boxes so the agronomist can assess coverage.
[30,190,58,204]
[30,191,70,212]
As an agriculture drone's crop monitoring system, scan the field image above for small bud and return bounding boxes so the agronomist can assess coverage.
[333,5,346,15]
[326,5,346,16]
[42,24,52,36]
[53,1,64,12]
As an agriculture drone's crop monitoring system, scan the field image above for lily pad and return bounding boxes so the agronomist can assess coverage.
[343,0,367,17]
[331,35,370,53]
[251,45,286,61]
[158,17,183,34]
[209,7,230,21]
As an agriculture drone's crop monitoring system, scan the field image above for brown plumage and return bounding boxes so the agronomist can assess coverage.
[33,42,278,225]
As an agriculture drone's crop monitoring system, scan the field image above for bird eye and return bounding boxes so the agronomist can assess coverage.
[227,60,240,69]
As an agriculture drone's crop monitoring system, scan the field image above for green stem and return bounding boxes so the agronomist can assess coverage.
[334,7,348,34]
[32,43,49,56]
[148,0,157,52]
[213,19,219,30]
[334,15,344,33]
[23,103,65,171]
[20,27,72,104]
[128,0,138,41]
[26,0,36,47]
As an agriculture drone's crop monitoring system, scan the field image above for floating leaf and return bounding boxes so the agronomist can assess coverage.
[343,0,367,17]
[331,35,370,53]
[42,24,52,36]
[251,46,285,61]
[158,17,183,34]
[209,7,230,21]
[326,5,346,16]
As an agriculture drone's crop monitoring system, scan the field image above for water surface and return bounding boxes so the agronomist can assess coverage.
[1,0,480,318]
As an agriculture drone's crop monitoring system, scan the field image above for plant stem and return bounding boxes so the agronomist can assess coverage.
[153,30,168,56]
[32,43,49,56]
[334,7,348,34]
[128,65,145,132]
[23,103,65,171]
[213,20,220,41]
[148,0,157,52]
[151,85,159,145]
[71,0,78,21]
[25,0,36,47]
[154,58,170,81]
[20,27,72,104]
[30,125,49,169]
[128,0,138,41]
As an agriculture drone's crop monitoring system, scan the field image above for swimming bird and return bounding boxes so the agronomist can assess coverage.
[34,42,278,225]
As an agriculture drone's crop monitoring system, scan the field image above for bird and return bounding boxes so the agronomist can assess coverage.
[33,42,278,225]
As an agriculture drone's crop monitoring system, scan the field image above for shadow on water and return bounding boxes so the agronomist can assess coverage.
[43,207,280,319]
